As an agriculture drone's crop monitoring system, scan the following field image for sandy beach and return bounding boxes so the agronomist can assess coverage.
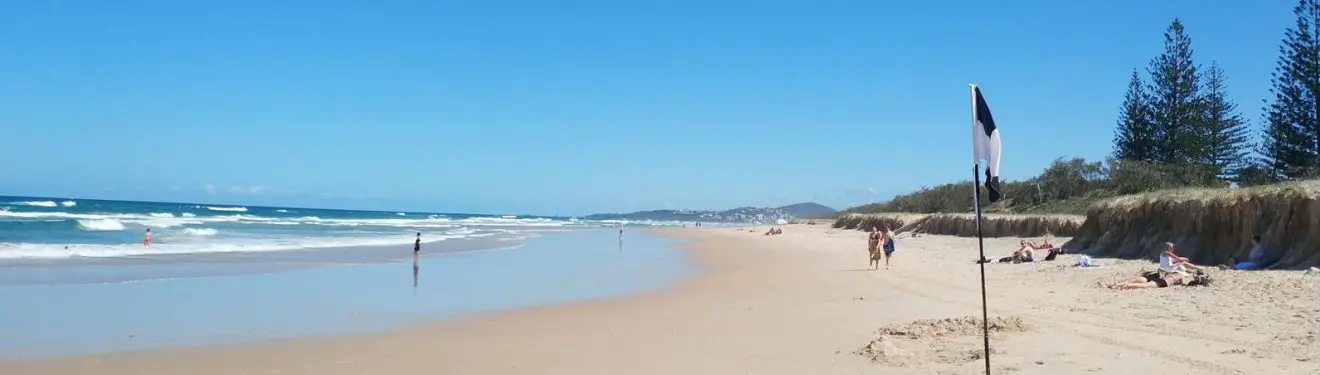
[4,225,1317,375]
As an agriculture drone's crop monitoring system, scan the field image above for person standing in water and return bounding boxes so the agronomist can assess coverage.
[413,232,422,259]
[143,228,152,247]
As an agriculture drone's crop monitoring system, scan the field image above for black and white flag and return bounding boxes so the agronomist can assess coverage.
[971,85,1002,203]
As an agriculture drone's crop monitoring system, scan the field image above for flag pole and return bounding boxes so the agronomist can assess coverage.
[970,83,992,375]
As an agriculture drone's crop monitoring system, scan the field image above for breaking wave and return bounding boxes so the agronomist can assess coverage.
[77,218,126,231]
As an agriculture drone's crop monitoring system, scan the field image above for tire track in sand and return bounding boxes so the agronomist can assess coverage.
[868,270,1248,375]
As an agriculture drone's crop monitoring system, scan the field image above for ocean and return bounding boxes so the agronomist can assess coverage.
[0,196,702,358]
[0,196,669,263]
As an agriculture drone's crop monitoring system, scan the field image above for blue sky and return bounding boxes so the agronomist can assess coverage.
[0,0,1295,216]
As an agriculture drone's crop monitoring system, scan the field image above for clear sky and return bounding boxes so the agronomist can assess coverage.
[0,0,1295,216]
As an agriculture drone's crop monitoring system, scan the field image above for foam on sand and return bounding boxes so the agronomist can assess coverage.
[1066,179,1320,268]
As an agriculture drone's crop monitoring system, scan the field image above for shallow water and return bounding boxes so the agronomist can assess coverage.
[0,228,693,359]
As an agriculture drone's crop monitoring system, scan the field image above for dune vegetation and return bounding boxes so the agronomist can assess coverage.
[831,8,1320,268]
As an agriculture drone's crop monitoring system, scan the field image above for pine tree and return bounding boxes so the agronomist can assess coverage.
[1113,70,1157,162]
[1261,0,1320,179]
[1145,19,1207,167]
[1199,62,1252,181]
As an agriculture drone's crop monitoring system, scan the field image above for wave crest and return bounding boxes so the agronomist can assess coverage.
[206,206,248,212]
[12,201,57,207]
[77,219,126,231]
[183,228,218,236]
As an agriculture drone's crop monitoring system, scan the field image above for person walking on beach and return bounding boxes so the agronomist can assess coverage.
[413,232,422,259]
[879,224,896,270]
[867,226,882,270]
[143,228,152,247]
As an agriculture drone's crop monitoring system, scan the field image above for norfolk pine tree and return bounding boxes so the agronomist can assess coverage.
[1145,19,1210,169]
[1199,62,1252,181]
[1261,0,1320,178]
[1113,70,1157,162]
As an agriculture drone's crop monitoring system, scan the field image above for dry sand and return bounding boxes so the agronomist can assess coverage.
[4,225,1318,375]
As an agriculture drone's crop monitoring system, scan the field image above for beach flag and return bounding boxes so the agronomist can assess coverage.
[971,85,1002,203]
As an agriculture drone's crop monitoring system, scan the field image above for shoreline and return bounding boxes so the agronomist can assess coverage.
[4,225,1316,374]
[0,228,692,360]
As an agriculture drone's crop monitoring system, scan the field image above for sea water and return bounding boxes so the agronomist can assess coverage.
[0,196,699,359]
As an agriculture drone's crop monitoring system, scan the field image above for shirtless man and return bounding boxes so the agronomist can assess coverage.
[879,224,896,270]
[1011,240,1036,262]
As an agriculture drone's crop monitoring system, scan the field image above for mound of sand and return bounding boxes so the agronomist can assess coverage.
[833,213,1082,238]
[1065,179,1320,269]
[855,316,1029,368]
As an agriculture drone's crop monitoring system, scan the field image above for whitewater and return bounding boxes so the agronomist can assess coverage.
[0,196,668,260]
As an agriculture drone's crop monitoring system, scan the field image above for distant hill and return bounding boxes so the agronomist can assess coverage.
[775,202,837,218]
[583,202,837,223]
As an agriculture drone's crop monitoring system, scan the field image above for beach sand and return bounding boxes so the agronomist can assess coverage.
[4,225,1317,375]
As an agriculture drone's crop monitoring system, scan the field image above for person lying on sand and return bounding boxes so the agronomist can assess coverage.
[1160,242,1206,272]
[1105,270,1212,290]
[1224,234,1269,270]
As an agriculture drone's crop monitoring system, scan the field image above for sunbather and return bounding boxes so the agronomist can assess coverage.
[1225,235,1268,270]
[1012,241,1035,262]
[1106,270,1212,289]
[1160,242,1206,272]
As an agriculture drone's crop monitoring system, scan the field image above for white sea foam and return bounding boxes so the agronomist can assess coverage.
[275,209,290,213]
[13,201,57,207]
[206,206,248,212]
[182,228,218,236]
[77,218,126,231]
[181,213,197,217]
[60,201,76,207]
[0,209,595,232]
[396,212,406,216]
[0,231,476,259]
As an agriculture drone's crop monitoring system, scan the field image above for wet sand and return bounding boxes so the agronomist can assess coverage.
[4,225,1316,375]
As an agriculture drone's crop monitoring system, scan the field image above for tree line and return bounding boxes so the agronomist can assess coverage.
[846,0,1320,215]
[1114,2,1320,184]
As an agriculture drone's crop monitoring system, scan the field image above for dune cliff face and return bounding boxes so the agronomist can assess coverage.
[833,213,1084,238]
[1066,180,1320,269]
[832,180,1320,269]
[584,202,837,223]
